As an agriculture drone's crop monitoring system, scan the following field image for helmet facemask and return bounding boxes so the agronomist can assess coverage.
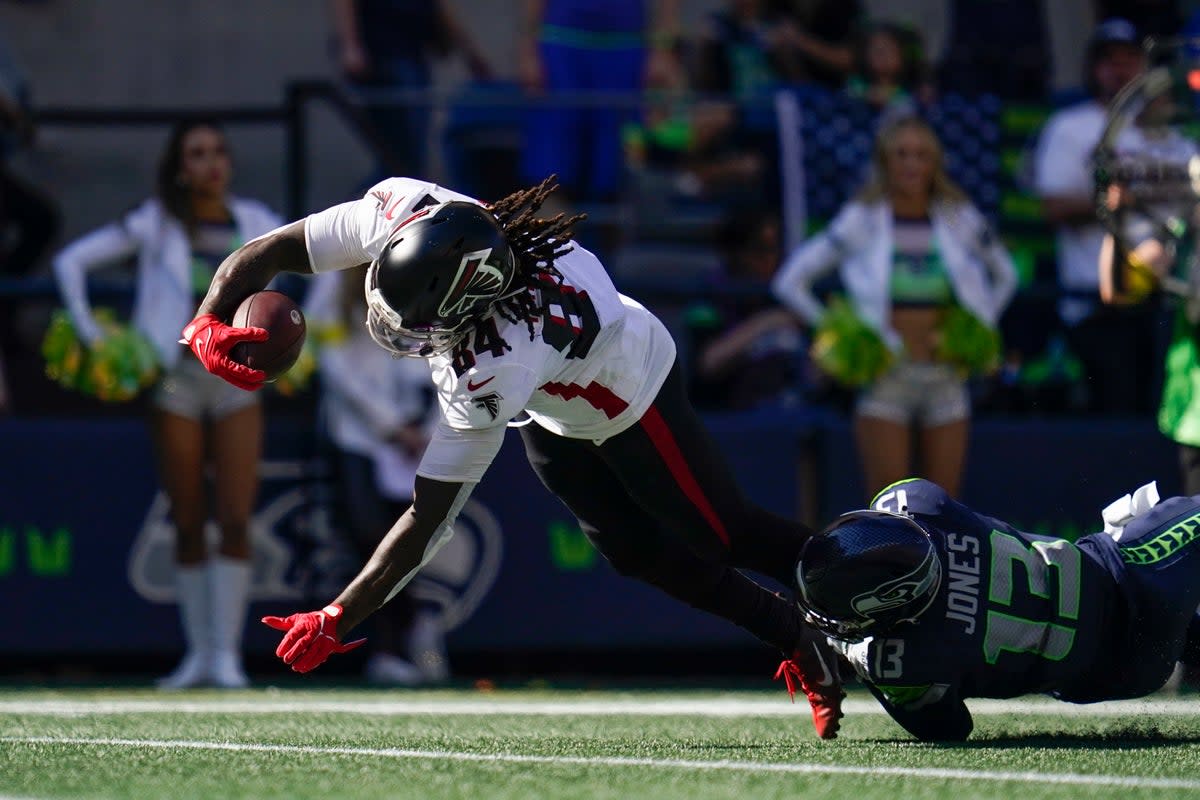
[364,264,471,358]
[363,201,520,359]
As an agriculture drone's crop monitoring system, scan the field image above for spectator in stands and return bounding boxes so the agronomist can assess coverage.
[623,41,766,203]
[1094,0,1184,41]
[0,29,59,415]
[1098,184,1200,494]
[765,0,862,89]
[52,121,282,689]
[330,0,493,180]
[1099,165,1200,694]
[689,208,811,410]
[305,267,451,685]
[623,99,766,202]
[0,31,58,278]
[518,0,681,204]
[695,0,797,96]
[1034,18,1155,415]
[937,0,1051,101]
[772,115,1017,500]
[845,22,932,113]
[691,0,804,208]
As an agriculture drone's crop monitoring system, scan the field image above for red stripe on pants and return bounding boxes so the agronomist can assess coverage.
[638,404,731,548]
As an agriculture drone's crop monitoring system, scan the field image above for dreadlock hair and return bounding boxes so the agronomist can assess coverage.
[484,174,586,343]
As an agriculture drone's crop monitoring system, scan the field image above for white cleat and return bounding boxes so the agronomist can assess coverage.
[409,613,451,684]
[1162,662,1186,695]
[364,653,425,686]
[210,651,250,689]
[156,652,213,690]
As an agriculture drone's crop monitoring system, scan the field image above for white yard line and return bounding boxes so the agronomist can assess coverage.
[0,696,1199,717]
[2,735,1197,791]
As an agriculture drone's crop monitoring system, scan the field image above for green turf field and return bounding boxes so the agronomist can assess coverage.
[2,686,1199,799]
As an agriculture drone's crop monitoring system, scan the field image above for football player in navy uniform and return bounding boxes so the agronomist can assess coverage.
[182,175,844,738]
[794,477,1200,741]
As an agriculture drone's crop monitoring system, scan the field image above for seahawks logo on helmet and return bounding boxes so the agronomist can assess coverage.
[438,248,511,320]
[795,509,943,641]
[849,548,941,620]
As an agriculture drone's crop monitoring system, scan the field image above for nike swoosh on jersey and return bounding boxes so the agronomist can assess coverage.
[389,206,434,235]
[383,196,408,220]
[467,376,496,391]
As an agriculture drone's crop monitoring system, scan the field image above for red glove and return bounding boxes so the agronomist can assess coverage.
[180,313,268,391]
[261,604,367,673]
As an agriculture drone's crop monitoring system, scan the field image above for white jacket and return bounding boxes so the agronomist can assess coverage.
[305,271,436,501]
[771,199,1018,351]
[53,196,282,367]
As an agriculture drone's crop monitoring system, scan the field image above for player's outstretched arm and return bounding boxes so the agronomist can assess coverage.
[333,476,472,633]
[197,220,311,321]
[182,220,312,389]
[262,476,474,673]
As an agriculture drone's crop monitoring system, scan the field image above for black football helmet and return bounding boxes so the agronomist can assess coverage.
[365,201,517,357]
[795,510,942,642]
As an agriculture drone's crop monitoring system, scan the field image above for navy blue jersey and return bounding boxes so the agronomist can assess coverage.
[833,479,1200,741]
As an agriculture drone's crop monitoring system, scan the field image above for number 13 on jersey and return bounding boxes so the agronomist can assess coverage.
[983,531,1080,664]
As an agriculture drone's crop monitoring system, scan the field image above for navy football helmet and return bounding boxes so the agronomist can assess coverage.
[365,201,517,357]
[795,510,942,642]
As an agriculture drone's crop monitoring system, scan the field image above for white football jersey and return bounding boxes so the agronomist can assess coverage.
[304,177,479,273]
[303,177,677,483]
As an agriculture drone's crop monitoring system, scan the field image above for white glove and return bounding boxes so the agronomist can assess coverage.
[1101,480,1161,541]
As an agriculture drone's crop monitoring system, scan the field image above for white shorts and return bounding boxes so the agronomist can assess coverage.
[856,361,969,427]
[152,357,259,421]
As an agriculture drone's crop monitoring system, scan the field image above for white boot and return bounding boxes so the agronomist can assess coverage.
[364,653,425,686]
[1163,661,1186,695]
[209,556,252,689]
[157,564,212,689]
[409,611,450,684]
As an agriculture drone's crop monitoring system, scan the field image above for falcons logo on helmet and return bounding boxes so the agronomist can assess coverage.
[472,391,503,421]
[439,248,509,320]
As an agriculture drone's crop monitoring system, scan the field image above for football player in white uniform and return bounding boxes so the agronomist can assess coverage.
[183,176,842,738]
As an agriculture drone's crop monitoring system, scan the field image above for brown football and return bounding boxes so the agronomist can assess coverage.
[229,290,306,379]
